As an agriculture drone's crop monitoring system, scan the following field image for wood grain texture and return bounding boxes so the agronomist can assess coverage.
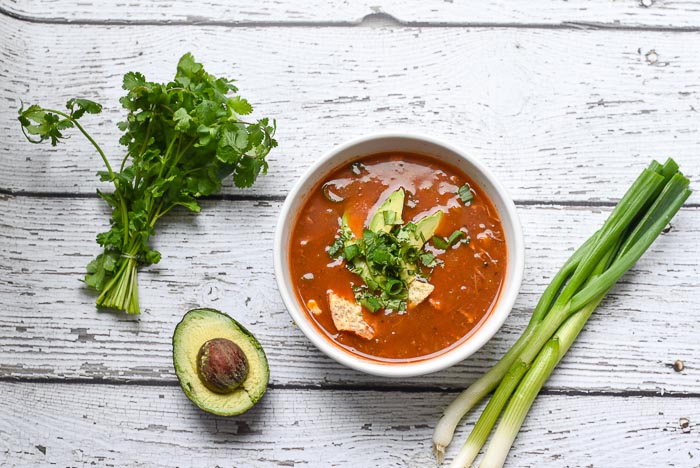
[2,0,700,28]
[1,20,699,201]
[1,382,698,468]
[1,195,698,392]
[1,2,699,466]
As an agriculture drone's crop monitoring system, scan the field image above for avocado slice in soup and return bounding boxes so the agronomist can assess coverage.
[409,211,443,249]
[369,188,405,233]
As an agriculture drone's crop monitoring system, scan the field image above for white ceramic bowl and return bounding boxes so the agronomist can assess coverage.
[274,133,524,377]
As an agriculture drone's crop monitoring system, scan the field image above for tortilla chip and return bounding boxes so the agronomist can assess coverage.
[408,281,434,307]
[328,292,375,340]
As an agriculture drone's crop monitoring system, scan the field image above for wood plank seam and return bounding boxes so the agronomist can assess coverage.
[1,189,699,209]
[1,378,699,399]
[2,7,700,32]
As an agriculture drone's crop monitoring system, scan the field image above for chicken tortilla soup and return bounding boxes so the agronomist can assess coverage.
[289,152,507,362]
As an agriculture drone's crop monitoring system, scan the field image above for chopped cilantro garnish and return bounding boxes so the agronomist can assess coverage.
[328,188,468,313]
[332,220,437,312]
[328,237,345,257]
[400,244,420,263]
[420,252,442,268]
[329,217,354,258]
[343,243,360,261]
[396,223,414,241]
[383,297,406,313]
[358,294,382,313]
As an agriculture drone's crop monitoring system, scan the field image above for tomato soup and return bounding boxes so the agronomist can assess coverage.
[289,152,507,362]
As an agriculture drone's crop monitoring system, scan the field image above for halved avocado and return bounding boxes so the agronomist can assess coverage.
[173,308,269,416]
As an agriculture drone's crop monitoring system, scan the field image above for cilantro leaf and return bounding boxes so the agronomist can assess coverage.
[17,104,75,146]
[229,96,253,115]
[173,107,193,132]
[233,155,267,188]
[66,98,102,120]
[122,71,146,91]
[420,252,441,268]
[357,292,382,313]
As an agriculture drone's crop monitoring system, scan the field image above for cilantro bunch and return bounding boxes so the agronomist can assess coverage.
[18,53,277,314]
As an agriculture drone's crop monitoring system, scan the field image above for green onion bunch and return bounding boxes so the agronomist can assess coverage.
[433,158,691,468]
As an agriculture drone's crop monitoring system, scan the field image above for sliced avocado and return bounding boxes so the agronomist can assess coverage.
[173,308,269,416]
[408,211,444,248]
[369,188,405,233]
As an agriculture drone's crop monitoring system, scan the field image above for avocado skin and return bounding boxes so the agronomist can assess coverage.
[173,308,269,416]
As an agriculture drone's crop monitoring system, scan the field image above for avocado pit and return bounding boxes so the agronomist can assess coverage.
[196,338,249,394]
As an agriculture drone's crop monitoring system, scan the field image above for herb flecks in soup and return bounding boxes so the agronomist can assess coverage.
[289,152,507,361]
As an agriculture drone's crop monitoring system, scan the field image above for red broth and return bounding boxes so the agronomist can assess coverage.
[289,152,507,362]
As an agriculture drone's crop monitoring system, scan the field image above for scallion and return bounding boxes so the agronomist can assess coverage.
[386,279,404,295]
[322,182,344,203]
[447,230,466,246]
[432,236,450,250]
[458,184,474,204]
[433,230,467,250]
[433,158,691,467]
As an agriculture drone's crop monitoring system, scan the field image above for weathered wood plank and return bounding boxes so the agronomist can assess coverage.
[1,20,699,201]
[1,382,698,467]
[2,0,700,28]
[1,195,697,392]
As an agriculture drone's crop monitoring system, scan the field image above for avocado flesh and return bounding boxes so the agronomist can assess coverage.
[173,308,269,416]
[369,188,405,233]
[410,211,443,248]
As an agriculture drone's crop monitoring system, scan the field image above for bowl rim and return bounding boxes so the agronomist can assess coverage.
[273,131,524,377]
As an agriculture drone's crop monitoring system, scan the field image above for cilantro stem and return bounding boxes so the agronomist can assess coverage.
[165,139,195,179]
[158,103,175,114]
[42,109,116,180]
[35,109,132,251]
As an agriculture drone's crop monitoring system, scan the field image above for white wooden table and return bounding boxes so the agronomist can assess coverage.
[1,1,699,466]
